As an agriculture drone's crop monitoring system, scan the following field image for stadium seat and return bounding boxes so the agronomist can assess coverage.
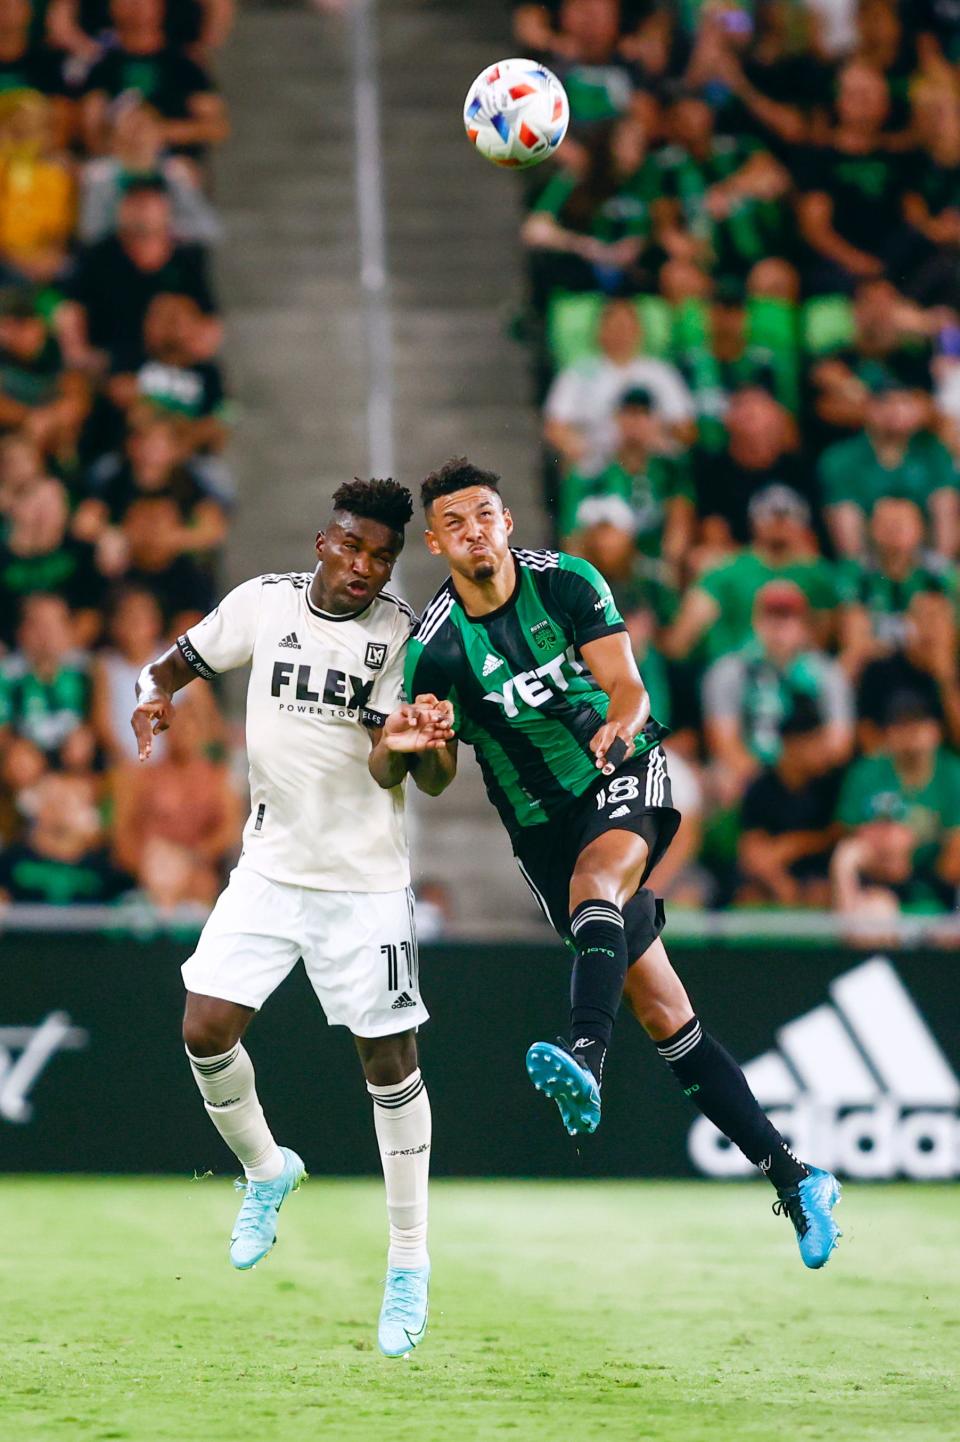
[802,295,855,356]
[546,292,673,367]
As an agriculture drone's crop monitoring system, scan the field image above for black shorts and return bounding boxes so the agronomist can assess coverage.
[512,744,681,962]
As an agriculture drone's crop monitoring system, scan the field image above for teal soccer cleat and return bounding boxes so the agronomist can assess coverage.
[229,1146,305,1270]
[526,1040,601,1136]
[378,1264,430,1357]
[774,1166,842,1269]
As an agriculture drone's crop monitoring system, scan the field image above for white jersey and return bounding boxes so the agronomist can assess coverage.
[178,571,415,892]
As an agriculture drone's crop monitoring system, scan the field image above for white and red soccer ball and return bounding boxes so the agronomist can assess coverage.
[463,58,569,169]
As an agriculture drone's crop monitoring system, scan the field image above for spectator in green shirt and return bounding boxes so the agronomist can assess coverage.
[662,484,839,662]
[832,692,960,924]
[0,591,94,777]
[560,385,695,578]
[0,771,133,906]
[522,117,660,308]
[702,580,854,806]
[819,371,960,560]
[676,280,799,453]
[654,94,792,289]
[838,496,959,680]
[534,0,655,129]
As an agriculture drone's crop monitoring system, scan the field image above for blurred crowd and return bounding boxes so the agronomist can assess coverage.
[516,0,960,930]
[0,0,243,914]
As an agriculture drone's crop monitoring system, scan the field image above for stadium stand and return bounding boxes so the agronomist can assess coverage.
[3,0,959,940]
[0,0,238,912]
[515,0,960,926]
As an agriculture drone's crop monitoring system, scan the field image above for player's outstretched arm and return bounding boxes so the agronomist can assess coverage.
[579,632,651,773]
[131,645,199,761]
[368,697,457,793]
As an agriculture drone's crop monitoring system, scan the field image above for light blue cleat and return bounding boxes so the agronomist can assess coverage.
[774,1166,842,1269]
[230,1146,305,1270]
[526,1040,601,1136]
[378,1264,430,1357]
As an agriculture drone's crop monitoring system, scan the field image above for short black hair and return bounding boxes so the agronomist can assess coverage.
[331,477,414,536]
[119,178,169,203]
[420,457,501,511]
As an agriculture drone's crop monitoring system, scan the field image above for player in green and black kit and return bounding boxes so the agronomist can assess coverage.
[391,458,842,1270]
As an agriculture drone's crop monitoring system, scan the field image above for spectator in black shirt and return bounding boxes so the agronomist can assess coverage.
[106,292,231,458]
[0,0,71,147]
[808,281,940,451]
[58,181,221,372]
[857,590,960,753]
[0,292,89,460]
[48,0,235,64]
[80,0,229,159]
[901,79,960,307]
[0,475,104,644]
[513,0,655,56]
[912,0,960,68]
[855,0,918,126]
[75,410,226,622]
[737,697,843,908]
[693,383,801,545]
[797,61,911,294]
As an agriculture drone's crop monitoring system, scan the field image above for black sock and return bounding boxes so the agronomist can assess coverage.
[568,899,628,1087]
[657,1017,808,1190]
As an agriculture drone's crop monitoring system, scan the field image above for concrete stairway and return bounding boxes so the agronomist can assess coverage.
[214,0,551,938]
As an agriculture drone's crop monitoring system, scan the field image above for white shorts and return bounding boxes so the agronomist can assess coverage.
[182,868,428,1037]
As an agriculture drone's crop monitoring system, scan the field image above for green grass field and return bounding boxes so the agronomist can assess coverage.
[0,1178,956,1442]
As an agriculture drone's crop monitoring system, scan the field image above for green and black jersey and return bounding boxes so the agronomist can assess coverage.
[404,548,668,841]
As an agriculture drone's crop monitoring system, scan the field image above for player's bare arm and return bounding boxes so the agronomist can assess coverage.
[367,696,456,790]
[410,456,841,1270]
[579,631,652,772]
[166,478,435,1354]
[131,644,198,761]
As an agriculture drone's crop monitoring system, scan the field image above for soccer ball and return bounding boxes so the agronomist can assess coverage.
[463,58,569,169]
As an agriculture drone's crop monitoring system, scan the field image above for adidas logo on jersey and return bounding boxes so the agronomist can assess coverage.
[278,632,301,649]
[689,957,960,1180]
[609,805,631,818]
[391,992,416,1010]
[482,654,502,677]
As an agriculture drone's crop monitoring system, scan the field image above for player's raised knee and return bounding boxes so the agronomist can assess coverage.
[182,1001,243,1058]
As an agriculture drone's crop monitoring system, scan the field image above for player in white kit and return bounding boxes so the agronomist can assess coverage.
[131,480,453,1357]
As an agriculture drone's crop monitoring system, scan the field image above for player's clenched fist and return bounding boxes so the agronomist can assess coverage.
[131,694,175,761]
[382,695,455,753]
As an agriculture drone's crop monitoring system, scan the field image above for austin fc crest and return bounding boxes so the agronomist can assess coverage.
[530,619,556,651]
[365,642,388,671]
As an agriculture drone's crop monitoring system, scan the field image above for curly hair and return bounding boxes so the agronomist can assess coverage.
[420,457,501,511]
[331,477,414,535]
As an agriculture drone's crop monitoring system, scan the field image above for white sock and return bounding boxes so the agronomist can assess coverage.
[187,1043,285,1181]
[367,1068,431,1270]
